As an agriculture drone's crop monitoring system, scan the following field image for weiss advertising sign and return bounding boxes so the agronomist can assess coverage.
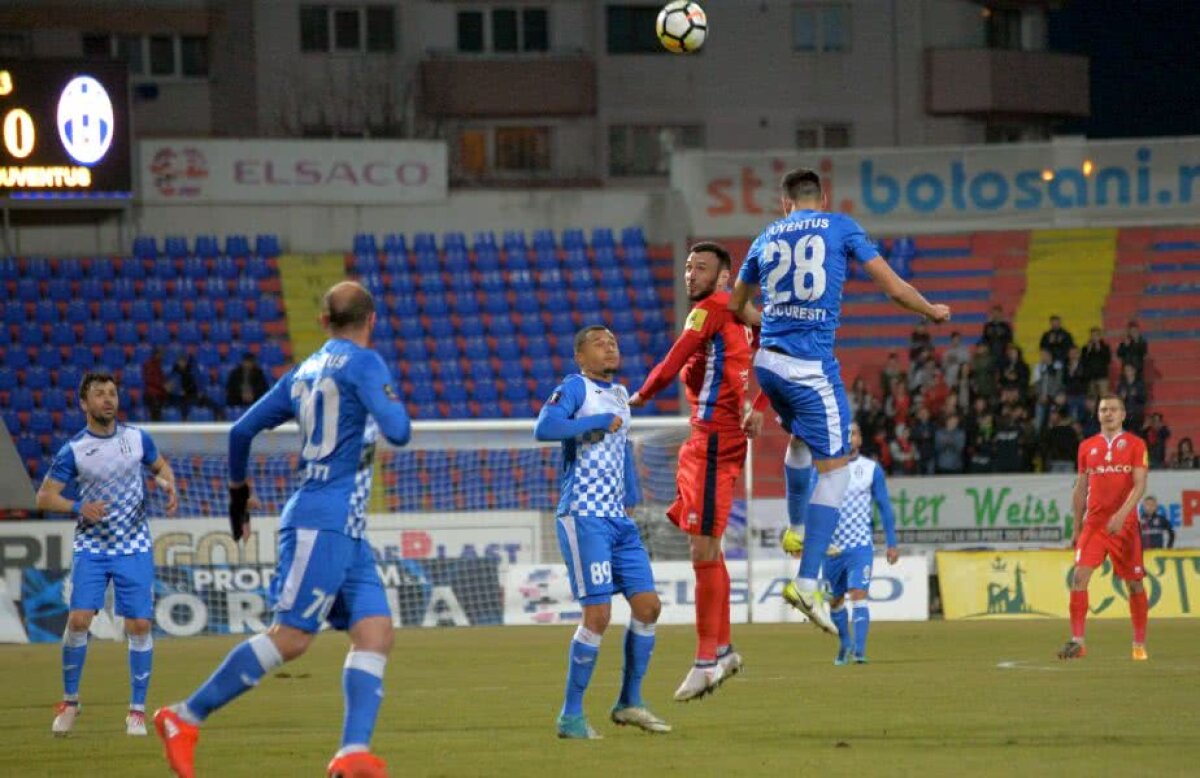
[139,139,448,204]
[672,136,1200,235]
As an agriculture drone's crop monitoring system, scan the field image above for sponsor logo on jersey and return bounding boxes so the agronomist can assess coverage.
[383,383,399,401]
[686,307,709,332]
[548,390,562,405]
[1089,464,1134,474]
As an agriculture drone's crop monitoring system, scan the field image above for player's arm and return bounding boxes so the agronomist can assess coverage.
[630,305,712,406]
[228,372,296,540]
[1071,450,1088,546]
[534,377,618,440]
[862,258,949,323]
[140,430,178,514]
[871,465,900,563]
[353,352,413,447]
[623,439,642,510]
[36,446,106,521]
[1107,448,1148,535]
[728,236,763,316]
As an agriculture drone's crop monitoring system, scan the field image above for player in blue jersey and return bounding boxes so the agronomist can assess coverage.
[535,325,671,739]
[155,282,411,778]
[822,423,898,665]
[37,371,179,738]
[730,167,948,633]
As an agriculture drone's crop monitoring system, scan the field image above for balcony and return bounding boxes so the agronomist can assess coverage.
[419,52,595,119]
[925,48,1089,119]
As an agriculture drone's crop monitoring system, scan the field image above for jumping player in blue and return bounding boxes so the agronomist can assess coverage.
[823,422,898,665]
[535,325,670,739]
[730,167,948,633]
[38,371,178,738]
[155,282,411,778]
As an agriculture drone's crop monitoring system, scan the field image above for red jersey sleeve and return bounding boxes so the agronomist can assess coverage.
[1134,437,1149,469]
[636,300,720,400]
[1077,438,1088,474]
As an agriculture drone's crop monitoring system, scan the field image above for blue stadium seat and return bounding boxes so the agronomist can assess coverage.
[147,322,171,346]
[495,338,520,361]
[192,298,215,322]
[562,249,588,272]
[428,317,454,339]
[501,380,529,404]
[552,336,575,360]
[0,257,16,282]
[593,245,616,264]
[562,229,586,250]
[16,435,41,461]
[516,313,544,338]
[353,252,380,276]
[488,317,515,339]
[223,298,247,322]
[175,277,199,299]
[259,342,286,368]
[162,406,183,422]
[413,233,437,253]
[440,381,469,403]
[621,226,646,248]
[209,319,232,343]
[130,343,152,365]
[87,258,115,282]
[436,361,463,384]
[471,380,499,403]
[373,316,395,340]
[396,316,423,340]
[405,360,432,383]
[10,387,34,411]
[255,234,281,257]
[204,276,229,299]
[189,406,216,422]
[1,408,17,434]
[105,278,133,301]
[482,293,509,316]
[193,235,219,258]
[25,256,52,281]
[23,366,50,392]
[46,278,71,303]
[123,365,144,390]
[23,325,45,348]
[383,234,408,254]
[240,320,266,345]
[196,344,221,372]
[462,337,489,361]
[532,247,558,272]
[532,229,556,250]
[473,248,501,274]
[444,248,471,274]
[353,234,377,254]
[65,300,89,325]
[246,256,271,279]
[183,256,207,279]
[60,409,85,432]
[387,271,416,296]
[127,300,153,326]
[431,338,458,362]
[529,358,555,382]
[132,236,158,259]
[142,277,168,300]
[50,323,75,348]
[213,256,238,280]
[524,337,551,360]
[548,312,575,335]
[40,348,63,370]
[610,309,637,334]
[382,251,409,276]
[456,316,485,339]
[453,291,480,318]
[444,400,469,419]
[477,401,502,418]
[164,236,189,258]
[408,380,436,404]
[54,365,81,390]
[34,300,58,325]
[416,270,445,295]
[225,234,251,257]
[150,259,176,282]
[591,227,615,247]
[507,269,535,294]
[3,302,25,327]
[402,339,428,362]
[119,257,146,280]
[40,388,67,412]
[99,344,126,370]
[68,345,94,369]
[422,294,450,317]
[178,321,202,346]
[235,276,259,299]
[16,277,38,302]
[413,250,440,276]
[95,299,120,323]
[472,231,497,251]
[161,299,185,323]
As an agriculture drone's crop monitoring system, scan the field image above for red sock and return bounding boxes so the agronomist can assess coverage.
[717,555,731,650]
[1069,590,1088,641]
[1129,590,1148,644]
[693,560,723,662]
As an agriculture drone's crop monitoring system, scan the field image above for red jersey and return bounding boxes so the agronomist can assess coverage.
[1077,431,1148,528]
[636,290,762,433]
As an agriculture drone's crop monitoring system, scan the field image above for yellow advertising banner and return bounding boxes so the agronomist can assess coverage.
[937,550,1200,620]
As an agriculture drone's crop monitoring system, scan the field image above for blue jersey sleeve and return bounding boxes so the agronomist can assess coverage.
[534,376,612,441]
[623,439,641,508]
[738,234,765,285]
[351,350,412,447]
[229,371,296,483]
[871,464,898,547]
[140,429,159,466]
[840,215,879,264]
[46,442,77,485]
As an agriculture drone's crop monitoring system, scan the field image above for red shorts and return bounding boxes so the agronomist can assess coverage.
[1075,519,1145,581]
[666,428,748,538]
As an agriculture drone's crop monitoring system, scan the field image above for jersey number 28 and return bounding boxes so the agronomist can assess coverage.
[292,377,341,460]
[763,235,827,304]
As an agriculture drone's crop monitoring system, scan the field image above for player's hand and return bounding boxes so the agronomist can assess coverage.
[628,392,647,408]
[742,409,764,439]
[156,476,178,515]
[886,547,900,565]
[229,482,253,542]
[1105,515,1125,535]
[606,415,624,434]
[927,304,952,324]
[79,501,107,523]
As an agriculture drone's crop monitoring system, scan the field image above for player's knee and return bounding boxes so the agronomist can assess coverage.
[689,535,721,562]
[582,604,612,634]
[351,616,395,655]
[124,618,152,636]
[1071,568,1092,590]
[1127,578,1145,594]
[631,594,662,625]
[847,589,868,601]
[829,596,845,610]
[268,624,314,661]
[786,437,812,469]
[66,610,94,633]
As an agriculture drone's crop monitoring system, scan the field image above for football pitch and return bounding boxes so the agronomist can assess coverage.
[2,620,1197,777]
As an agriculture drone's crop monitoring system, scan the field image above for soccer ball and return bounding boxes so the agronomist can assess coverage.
[656,1,707,54]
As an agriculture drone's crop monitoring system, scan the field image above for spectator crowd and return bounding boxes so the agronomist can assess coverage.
[850,307,1198,475]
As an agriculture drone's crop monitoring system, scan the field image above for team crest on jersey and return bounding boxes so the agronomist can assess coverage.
[685,308,708,332]
[1090,448,1099,457]
[1116,439,1127,450]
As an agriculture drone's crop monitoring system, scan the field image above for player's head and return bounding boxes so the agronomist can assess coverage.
[1097,393,1126,434]
[78,371,118,425]
[848,421,861,455]
[685,242,731,301]
[574,325,620,379]
[779,167,826,213]
[321,281,376,343]
[1143,495,1158,513]
[1049,315,1062,330]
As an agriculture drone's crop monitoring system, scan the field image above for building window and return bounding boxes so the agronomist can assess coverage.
[84,33,207,78]
[606,5,666,54]
[795,123,852,149]
[495,127,551,171]
[793,3,850,53]
[299,5,397,54]
[609,124,703,177]
[457,8,549,53]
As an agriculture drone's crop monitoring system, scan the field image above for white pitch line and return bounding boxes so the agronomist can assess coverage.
[996,660,1064,672]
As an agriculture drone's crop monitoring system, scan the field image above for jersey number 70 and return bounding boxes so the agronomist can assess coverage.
[763,235,828,304]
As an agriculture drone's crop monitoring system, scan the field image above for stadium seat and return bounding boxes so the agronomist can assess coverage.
[98,299,122,323]
[246,256,271,279]
[383,233,408,255]
[524,337,551,360]
[516,314,544,338]
[164,236,189,258]
[428,317,454,339]
[192,298,216,322]
[255,234,281,257]
[0,257,18,282]
[119,257,146,280]
[147,322,171,346]
[24,325,45,348]
[591,227,615,247]
[387,271,416,296]
[161,299,185,324]
[75,278,103,302]
[106,278,133,301]
[143,277,168,300]
[68,345,94,369]
[99,344,126,370]
[204,276,229,299]
[548,312,575,335]
[223,298,247,322]
[34,299,58,325]
[40,348,63,370]
[463,337,489,361]
[431,339,458,363]
[3,302,25,326]
[24,256,52,281]
[50,323,76,348]
[477,401,502,418]
[1,408,18,434]
[55,364,81,390]
[23,366,50,392]
[532,247,558,272]
[353,252,380,276]
[621,226,646,248]
[422,294,450,317]
[402,339,428,362]
[213,256,238,280]
[61,409,85,432]
[482,293,510,316]
[224,234,251,257]
[46,278,72,303]
[532,229,556,250]
[396,315,423,340]
[235,277,259,299]
[189,406,216,422]
[175,277,199,299]
[209,320,233,344]
[353,234,378,255]
[162,406,183,422]
[40,388,67,412]
[453,291,481,318]
[196,344,221,372]
[16,278,38,302]
[10,387,34,412]
[457,316,485,339]
[16,435,41,462]
[495,339,521,361]
[178,321,202,346]
[183,256,207,279]
[471,380,500,403]
[507,269,535,294]
[562,248,588,271]
[259,342,286,368]
[132,236,158,259]
[113,320,138,347]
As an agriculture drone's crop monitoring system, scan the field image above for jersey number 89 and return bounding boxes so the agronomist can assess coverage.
[589,561,613,586]
[763,235,827,304]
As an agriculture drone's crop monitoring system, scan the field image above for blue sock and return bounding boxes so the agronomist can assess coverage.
[798,502,840,580]
[128,633,153,710]
[341,651,387,752]
[785,464,815,529]
[830,606,851,652]
[561,626,601,717]
[851,601,871,657]
[618,620,656,708]
[183,633,283,723]
[62,629,89,701]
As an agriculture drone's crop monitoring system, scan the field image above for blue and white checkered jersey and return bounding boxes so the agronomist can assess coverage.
[535,374,641,519]
[738,210,878,360]
[47,424,159,555]
[830,455,898,553]
[229,338,411,539]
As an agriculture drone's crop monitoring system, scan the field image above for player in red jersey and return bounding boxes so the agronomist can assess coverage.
[629,241,767,702]
[1059,394,1150,661]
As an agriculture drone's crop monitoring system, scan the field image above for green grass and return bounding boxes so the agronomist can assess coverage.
[2,620,1198,777]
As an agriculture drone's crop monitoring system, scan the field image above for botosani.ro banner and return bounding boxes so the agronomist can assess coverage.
[671,136,1200,235]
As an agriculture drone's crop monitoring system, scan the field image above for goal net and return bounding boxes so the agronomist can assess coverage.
[16,416,763,640]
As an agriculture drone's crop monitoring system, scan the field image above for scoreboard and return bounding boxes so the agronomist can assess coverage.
[0,61,132,200]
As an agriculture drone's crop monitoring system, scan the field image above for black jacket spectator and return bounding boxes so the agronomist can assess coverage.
[993,413,1026,473]
[1063,349,1088,399]
[1172,438,1199,470]
[1139,499,1175,549]
[1040,412,1081,473]
[1117,322,1149,377]
[1142,414,1170,468]
[1039,316,1075,366]
[226,353,269,408]
[1081,328,1112,392]
[1116,363,1147,432]
[982,307,1013,363]
[911,410,937,475]
[935,416,966,474]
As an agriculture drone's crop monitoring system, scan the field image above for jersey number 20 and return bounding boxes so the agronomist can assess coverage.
[763,235,827,304]
[293,377,340,460]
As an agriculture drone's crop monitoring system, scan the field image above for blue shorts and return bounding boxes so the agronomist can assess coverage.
[822,546,874,598]
[270,528,390,633]
[70,550,154,619]
[754,349,851,459]
[556,514,655,606]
